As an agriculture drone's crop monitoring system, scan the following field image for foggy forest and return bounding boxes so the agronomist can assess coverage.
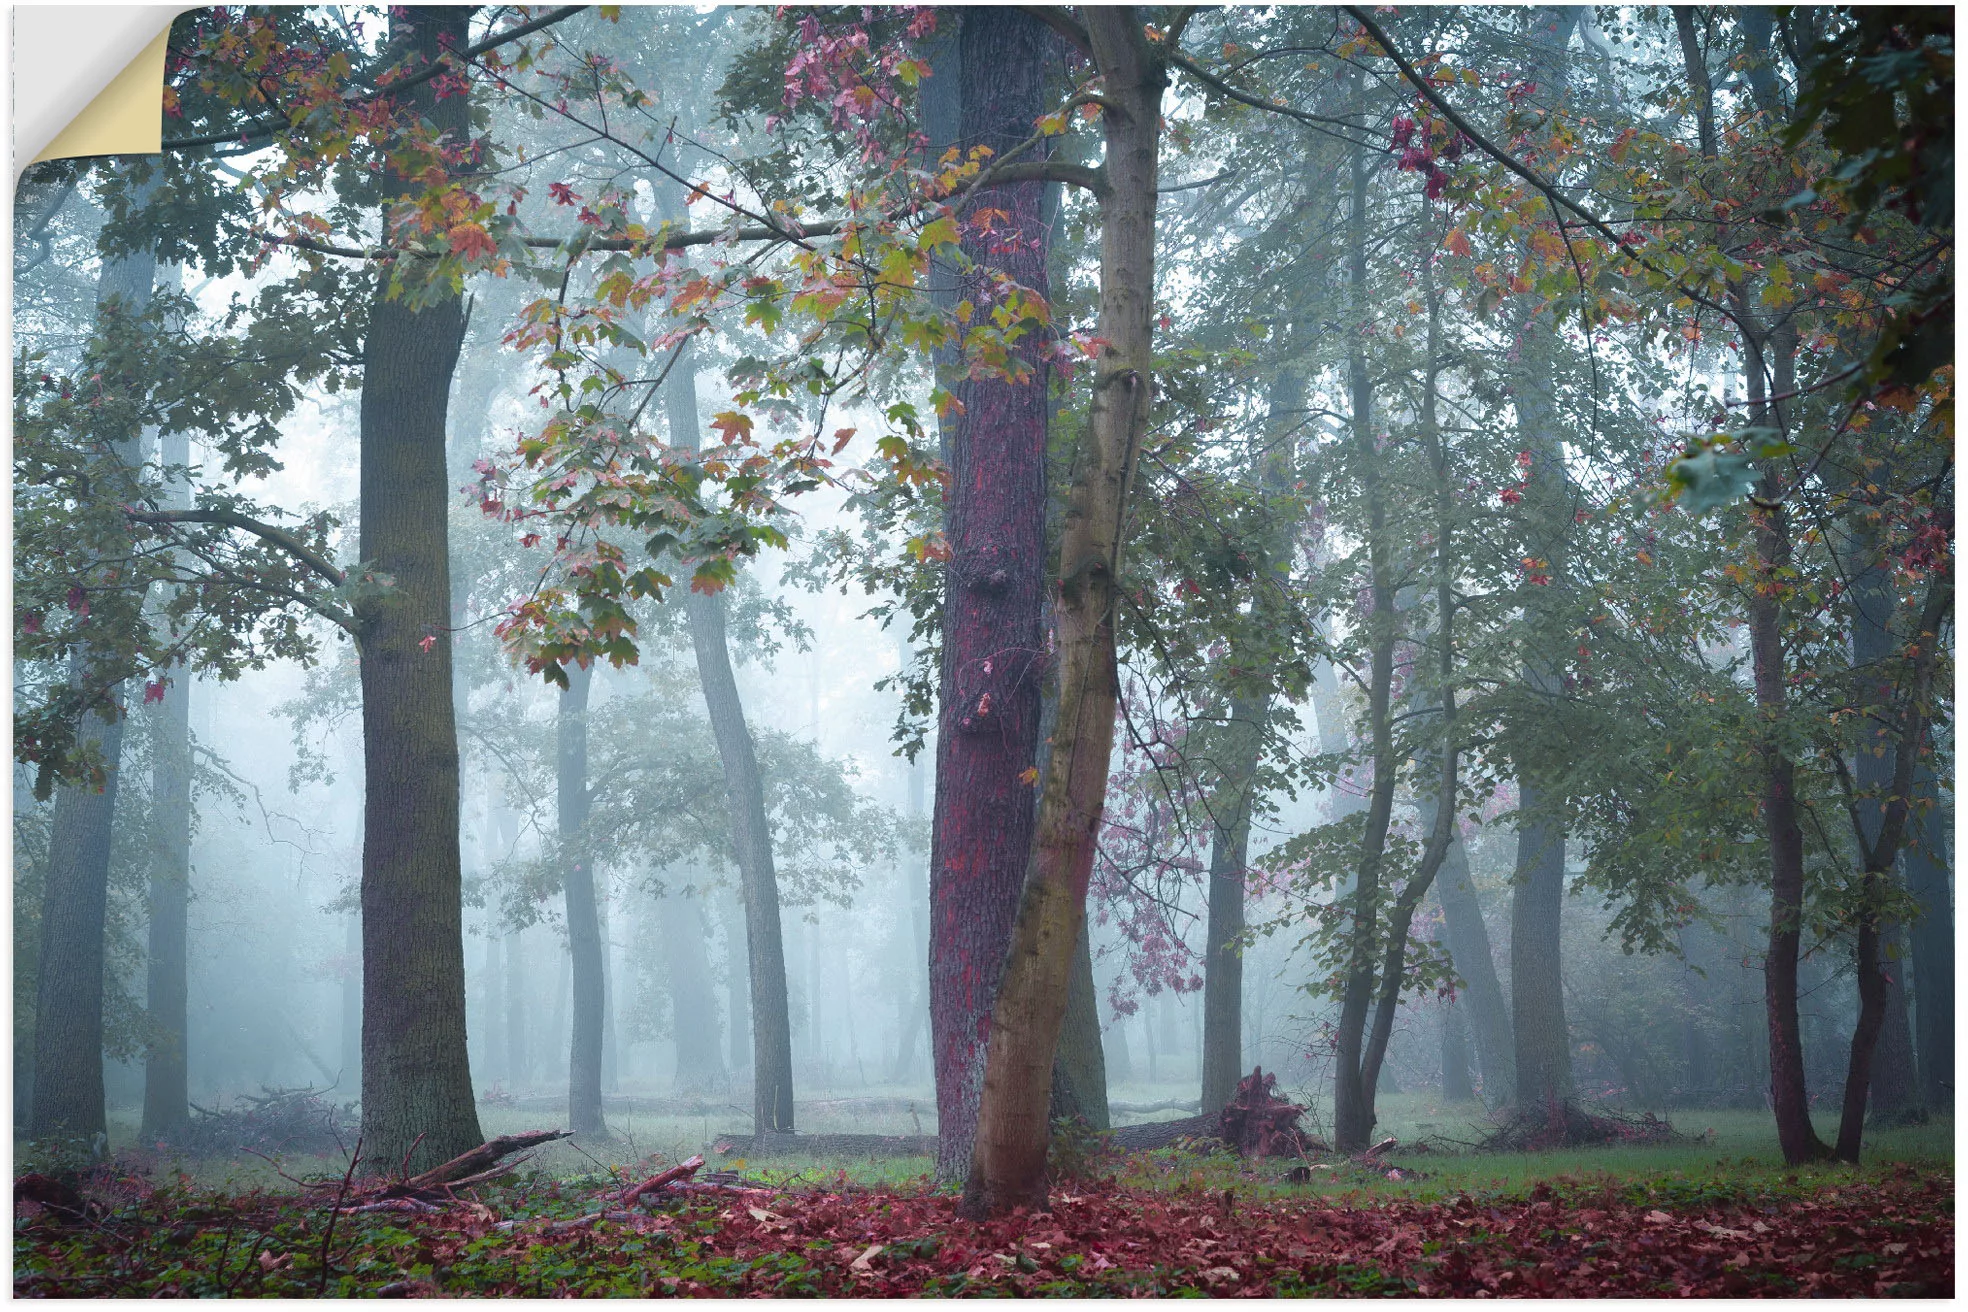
[12,2,1953,1297]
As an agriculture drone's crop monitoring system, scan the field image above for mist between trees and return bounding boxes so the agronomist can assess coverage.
[13,4,1950,1217]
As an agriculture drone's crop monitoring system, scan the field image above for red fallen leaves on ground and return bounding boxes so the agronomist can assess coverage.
[663,1176,1951,1297]
[14,1171,1952,1297]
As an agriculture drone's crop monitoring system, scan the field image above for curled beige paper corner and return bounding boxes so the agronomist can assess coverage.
[31,21,174,165]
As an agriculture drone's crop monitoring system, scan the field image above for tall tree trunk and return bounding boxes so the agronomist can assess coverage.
[1845,527,1922,1124]
[506,923,528,1089]
[598,882,619,1094]
[558,662,605,1135]
[1505,3,1583,1124]
[30,197,157,1143]
[720,890,751,1076]
[1907,762,1952,1109]
[1434,825,1512,1105]
[354,4,483,1174]
[660,888,728,1094]
[1832,570,1949,1162]
[1749,474,1832,1163]
[650,180,797,1134]
[685,588,795,1131]
[1199,696,1261,1115]
[142,423,193,1144]
[963,7,1163,1219]
[1440,998,1475,1103]
[1199,356,1302,1115]
[927,6,1058,1182]
[1510,785,1572,1108]
[1050,921,1110,1128]
[1334,181,1460,1148]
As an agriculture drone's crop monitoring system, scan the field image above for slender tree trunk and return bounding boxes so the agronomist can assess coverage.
[558,662,605,1135]
[963,8,1163,1219]
[1833,571,1949,1161]
[1907,762,1952,1109]
[1336,189,1460,1146]
[1440,998,1475,1103]
[142,424,193,1144]
[684,591,795,1132]
[1199,696,1261,1115]
[1750,483,1832,1163]
[30,199,157,1144]
[648,181,797,1134]
[1434,825,1512,1105]
[660,889,728,1094]
[927,6,1058,1182]
[720,891,751,1076]
[1844,528,1922,1124]
[599,882,619,1095]
[506,922,528,1089]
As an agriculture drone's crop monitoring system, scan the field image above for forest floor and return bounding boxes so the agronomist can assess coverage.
[15,1089,1954,1296]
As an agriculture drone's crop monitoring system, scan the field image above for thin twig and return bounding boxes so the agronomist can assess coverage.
[316,1136,361,1297]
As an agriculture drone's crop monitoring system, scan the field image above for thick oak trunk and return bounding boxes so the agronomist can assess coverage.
[927,6,1057,1181]
[963,7,1163,1219]
[558,663,606,1136]
[354,5,483,1173]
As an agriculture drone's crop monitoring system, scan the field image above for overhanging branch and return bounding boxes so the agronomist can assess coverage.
[128,507,347,589]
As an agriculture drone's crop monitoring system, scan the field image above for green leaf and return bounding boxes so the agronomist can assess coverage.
[1666,447,1759,515]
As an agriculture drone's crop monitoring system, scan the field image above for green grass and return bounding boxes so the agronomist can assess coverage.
[54,1084,1952,1205]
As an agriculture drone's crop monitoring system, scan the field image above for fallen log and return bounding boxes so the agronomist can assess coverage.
[401,1129,573,1192]
[1110,1099,1202,1116]
[1106,1113,1224,1153]
[621,1154,704,1205]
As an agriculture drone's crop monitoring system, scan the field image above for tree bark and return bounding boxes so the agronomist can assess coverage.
[1832,569,1949,1161]
[1844,526,1921,1124]
[1907,761,1952,1109]
[354,5,483,1173]
[1433,825,1512,1105]
[1503,4,1583,1125]
[1050,919,1110,1128]
[1440,996,1476,1103]
[1750,492,1831,1162]
[1510,782,1573,1108]
[142,425,193,1144]
[720,890,752,1076]
[1199,696,1261,1115]
[558,662,606,1136]
[927,5,1058,1182]
[30,197,157,1143]
[963,6,1163,1219]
